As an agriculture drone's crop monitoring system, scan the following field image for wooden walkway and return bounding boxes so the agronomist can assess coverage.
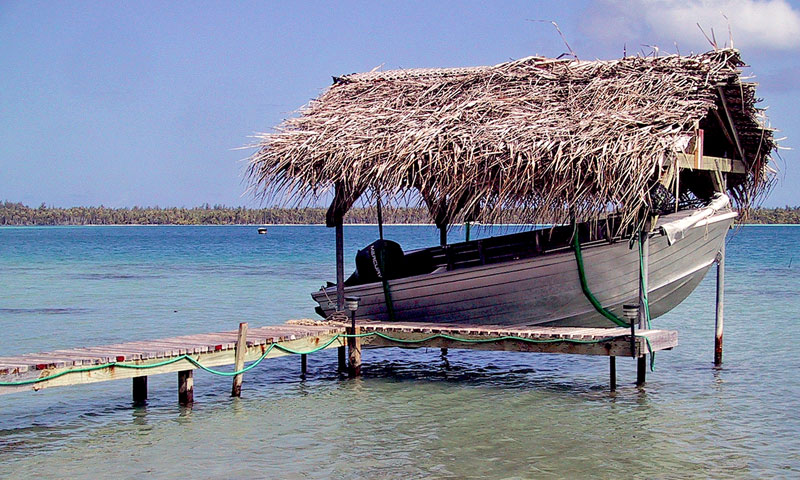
[0,322,677,400]
[0,324,345,396]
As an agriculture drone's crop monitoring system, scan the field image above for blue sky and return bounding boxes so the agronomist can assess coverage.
[2,0,798,208]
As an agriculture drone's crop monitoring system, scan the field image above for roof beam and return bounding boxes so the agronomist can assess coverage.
[717,86,747,162]
[673,153,746,174]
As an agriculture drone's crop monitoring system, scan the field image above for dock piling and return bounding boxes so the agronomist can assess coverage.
[132,376,147,405]
[231,322,248,397]
[715,242,725,366]
[178,370,193,405]
[636,357,646,386]
[337,346,346,373]
[609,357,616,392]
[347,326,361,377]
[301,354,308,377]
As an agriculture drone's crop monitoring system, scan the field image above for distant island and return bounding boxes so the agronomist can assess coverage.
[0,201,429,225]
[1,201,799,225]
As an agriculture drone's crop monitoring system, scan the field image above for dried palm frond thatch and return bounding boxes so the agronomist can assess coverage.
[246,48,776,228]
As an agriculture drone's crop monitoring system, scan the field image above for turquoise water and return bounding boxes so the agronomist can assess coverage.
[0,225,798,478]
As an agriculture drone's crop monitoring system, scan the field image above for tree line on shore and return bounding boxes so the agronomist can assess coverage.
[1,201,799,225]
[0,201,430,225]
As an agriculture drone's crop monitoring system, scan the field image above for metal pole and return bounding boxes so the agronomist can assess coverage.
[714,241,725,366]
[637,228,649,387]
[638,229,649,330]
[376,195,384,241]
[609,357,616,392]
[630,316,636,358]
[335,220,344,311]
[623,304,637,358]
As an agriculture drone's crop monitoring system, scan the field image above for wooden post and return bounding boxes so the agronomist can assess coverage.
[178,370,193,405]
[715,241,725,366]
[301,354,308,377]
[337,346,346,373]
[347,326,361,377]
[336,220,345,311]
[609,357,616,392]
[231,322,248,397]
[637,357,646,386]
[441,348,448,357]
[132,376,147,405]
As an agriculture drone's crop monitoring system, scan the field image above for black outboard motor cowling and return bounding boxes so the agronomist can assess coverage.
[344,239,404,286]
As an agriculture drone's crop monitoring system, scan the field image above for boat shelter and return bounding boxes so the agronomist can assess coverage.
[247,48,776,311]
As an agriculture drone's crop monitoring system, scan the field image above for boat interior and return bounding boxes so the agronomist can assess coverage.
[342,215,635,288]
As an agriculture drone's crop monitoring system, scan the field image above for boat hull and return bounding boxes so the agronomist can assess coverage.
[312,211,734,327]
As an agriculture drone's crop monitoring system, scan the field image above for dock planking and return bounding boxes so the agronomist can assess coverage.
[0,321,677,398]
[359,322,677,357]
[0,323,345,395]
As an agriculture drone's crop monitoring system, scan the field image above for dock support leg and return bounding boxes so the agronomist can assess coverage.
[338,346,346,373]
[301,354,308,377]
[715,242,725,366]
[440,348,448,357]
[231,322,248,397]
[178,370,194,406]
[609,357,616,392]
[347,326,361,378]
[133,376,147,405]
[335,218,345,311]
[636,357,646,386]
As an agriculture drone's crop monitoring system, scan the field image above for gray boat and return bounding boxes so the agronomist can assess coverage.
[312,196,734,327]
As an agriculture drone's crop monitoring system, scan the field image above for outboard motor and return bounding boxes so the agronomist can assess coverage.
[345,239,404,286]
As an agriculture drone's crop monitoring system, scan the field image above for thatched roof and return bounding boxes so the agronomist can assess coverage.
[247,48,775,228]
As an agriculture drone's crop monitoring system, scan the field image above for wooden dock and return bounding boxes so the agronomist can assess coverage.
[0,322,677,402]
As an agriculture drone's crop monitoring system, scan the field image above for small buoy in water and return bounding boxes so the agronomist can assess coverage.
[257,227,268,235]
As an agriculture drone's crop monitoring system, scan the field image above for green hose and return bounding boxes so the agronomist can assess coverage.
[572,234,630,328]
[573,231,655,370]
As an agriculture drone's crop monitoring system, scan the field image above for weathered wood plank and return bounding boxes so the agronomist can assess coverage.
[674,152,746,174]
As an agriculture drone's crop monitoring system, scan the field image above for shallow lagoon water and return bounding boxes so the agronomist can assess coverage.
[0,225,798,478]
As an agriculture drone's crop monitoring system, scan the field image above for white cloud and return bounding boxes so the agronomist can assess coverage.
[639,0,800,50]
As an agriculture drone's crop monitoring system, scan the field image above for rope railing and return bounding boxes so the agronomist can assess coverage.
[0,331,654,387]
